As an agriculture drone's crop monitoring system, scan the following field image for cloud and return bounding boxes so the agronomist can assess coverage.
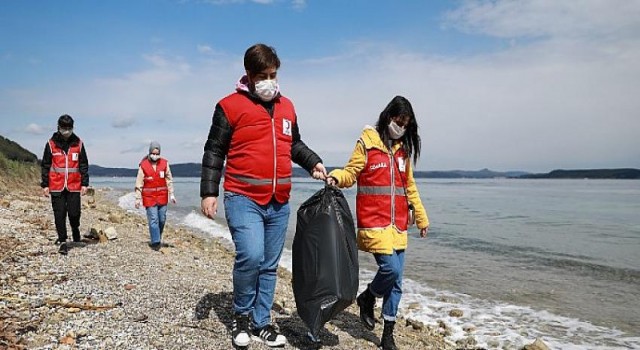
[119,142,149,154]
[24,123,47,135]
[291,0,306,9]
[180,138,206,150]
[444,0,640,39]
[111,117,136,129]
[197,45,215,55]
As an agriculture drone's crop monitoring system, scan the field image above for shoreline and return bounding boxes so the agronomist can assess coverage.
[0,183,455,349]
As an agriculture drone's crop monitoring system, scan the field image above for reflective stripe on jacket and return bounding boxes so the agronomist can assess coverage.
[219,92,296,205]
[357,146,410,232]
[140,158,169,207]
[48,139,82,192]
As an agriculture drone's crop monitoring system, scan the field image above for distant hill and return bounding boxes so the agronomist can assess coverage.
[0,135,40,190]
[0,135,38,163]
[415,168,529,179]
[518,168,640,179]
[89,165,138,177]
[90,163,530,179]
[89,163,640,180]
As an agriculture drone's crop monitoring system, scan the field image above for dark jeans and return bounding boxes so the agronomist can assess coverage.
[51,190,81,242]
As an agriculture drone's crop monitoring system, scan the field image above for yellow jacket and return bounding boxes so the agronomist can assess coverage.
[329,126,429,254]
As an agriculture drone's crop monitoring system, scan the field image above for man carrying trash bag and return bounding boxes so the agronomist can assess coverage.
[292,184,359,342]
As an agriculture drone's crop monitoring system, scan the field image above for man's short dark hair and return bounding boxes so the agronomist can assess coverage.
[57,114,74,128]
[244,43,280,75]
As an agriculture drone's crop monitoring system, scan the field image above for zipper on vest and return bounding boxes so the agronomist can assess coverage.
[64,150,69,190]
[388,147,396,226]
[271,118,277,194]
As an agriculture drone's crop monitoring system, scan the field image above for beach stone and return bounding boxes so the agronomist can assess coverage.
[59,335,75,345]
[487,338,501,348]
[449,308,464,317]
[104,227,118,240]
[456,335,477,347]
[107,213,122,224]
[463,323,476,332]
[406,318,425,331]
[0,199,10,208]
[523,338,550,350]
[407,302,421,310]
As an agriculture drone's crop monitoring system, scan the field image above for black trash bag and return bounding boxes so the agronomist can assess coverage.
[292,185,359,339]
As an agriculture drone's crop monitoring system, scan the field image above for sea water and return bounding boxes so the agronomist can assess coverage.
[94,177,640,349]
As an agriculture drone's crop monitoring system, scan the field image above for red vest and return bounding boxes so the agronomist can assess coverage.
[356,146,410,231]
[219,93,296,205]
[48,139,82,192]
[140,158,169,207]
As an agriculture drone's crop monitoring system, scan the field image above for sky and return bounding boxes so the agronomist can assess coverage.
[1,0,639,172]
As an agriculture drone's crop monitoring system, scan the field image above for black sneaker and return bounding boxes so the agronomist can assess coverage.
[58,242,68,255]
[251,324,286,347]
[150,242,161,251]
[231,313,251,347]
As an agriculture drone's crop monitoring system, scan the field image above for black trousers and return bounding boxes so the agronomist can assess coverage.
[51,190,81,242]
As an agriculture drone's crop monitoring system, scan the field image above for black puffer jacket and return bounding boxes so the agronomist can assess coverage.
[200,93,322,198]
[41,132,90,188]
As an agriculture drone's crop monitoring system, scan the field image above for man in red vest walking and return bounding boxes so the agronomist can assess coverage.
[200,43,327,348]
[135,141,176,251]
[41,115,89,255]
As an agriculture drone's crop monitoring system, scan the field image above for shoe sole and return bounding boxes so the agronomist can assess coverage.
[232,335,250,347]
[250,335,286,347]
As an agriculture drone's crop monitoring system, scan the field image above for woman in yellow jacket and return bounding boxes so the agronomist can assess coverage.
[327,95,429,350]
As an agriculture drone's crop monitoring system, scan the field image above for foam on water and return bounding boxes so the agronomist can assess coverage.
[181,212,231,241]
[399,278,640,349]
[117,192,145,214]
[117,192,640,349]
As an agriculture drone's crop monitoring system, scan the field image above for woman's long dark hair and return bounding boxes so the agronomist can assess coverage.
[375,95,422,164]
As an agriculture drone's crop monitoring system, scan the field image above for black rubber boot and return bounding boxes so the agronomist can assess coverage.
[356,285,376,330]
[380,320,397,350]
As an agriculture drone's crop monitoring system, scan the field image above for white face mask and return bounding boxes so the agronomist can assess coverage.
[149,154,160,162]
[254,79,278,101]
[59,128,73,138]
[388,121,406,139]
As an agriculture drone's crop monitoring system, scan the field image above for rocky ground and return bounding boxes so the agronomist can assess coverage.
[0,179,460,350]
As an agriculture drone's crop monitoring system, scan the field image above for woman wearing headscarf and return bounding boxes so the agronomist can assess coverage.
[135,141,176,250]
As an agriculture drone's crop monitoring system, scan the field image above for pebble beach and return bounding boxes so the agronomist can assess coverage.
[0,175,456,350]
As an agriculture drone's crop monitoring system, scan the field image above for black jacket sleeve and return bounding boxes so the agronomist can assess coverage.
[41,142,52,188]
[79,143,89,186]
[200,104,232,198]
[291,116,322,173]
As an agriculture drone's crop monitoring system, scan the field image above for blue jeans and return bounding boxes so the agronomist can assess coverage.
[145,205,167,245]
[370,249,405,321]
[224,192,290,329]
